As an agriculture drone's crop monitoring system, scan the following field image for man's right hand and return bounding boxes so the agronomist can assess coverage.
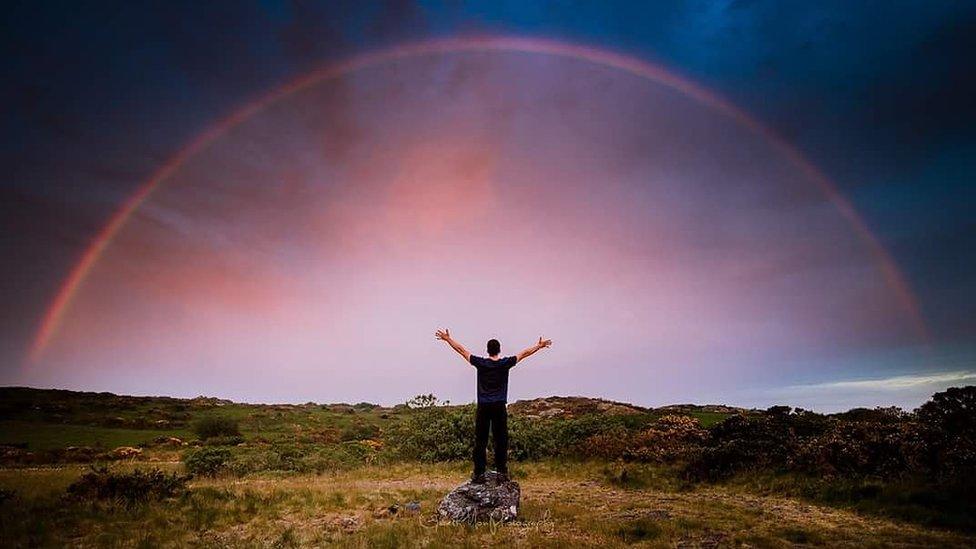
[436,328,472,362]
[537,337,552,349]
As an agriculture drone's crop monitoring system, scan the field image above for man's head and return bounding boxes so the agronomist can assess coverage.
[486,339,501,357]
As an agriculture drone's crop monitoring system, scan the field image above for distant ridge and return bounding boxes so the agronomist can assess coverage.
[0,386,749,416]
[507,395,754,419]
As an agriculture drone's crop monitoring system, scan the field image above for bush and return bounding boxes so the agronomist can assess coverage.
[183,447,231,476]
[226,442,379,475]
[508,416,562,460]
[577,426,632,460]
[387,403,474,461]
[626,415,708,463]
[340,420,381,442]
[791,420,926,478]
[202,435,245,446]
[66,466,188,504]
[916,386,976,479]
[686,412,799,480]
[575,415,707,463]
[193,416,241,440]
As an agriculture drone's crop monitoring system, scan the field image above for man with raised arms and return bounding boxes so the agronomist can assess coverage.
[435,329,553,483]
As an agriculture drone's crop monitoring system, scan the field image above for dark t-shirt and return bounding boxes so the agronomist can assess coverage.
[469,355,518,404]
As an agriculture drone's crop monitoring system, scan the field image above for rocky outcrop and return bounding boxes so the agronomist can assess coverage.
[437,471,520,523]
[508,396,649,419]
[111,446,143,459]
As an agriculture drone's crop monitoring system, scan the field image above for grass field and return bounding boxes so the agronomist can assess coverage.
[1,461,972,547]
[0,420,193,451]
[2,387,973,547]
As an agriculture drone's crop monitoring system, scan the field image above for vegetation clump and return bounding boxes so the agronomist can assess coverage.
[193,416,241,440]
[66,466,188,504]
[183,447,232,476]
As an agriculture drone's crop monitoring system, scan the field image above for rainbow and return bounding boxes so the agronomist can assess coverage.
[27,36,927,362]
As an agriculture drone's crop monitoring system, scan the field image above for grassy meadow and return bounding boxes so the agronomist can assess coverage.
[1,387,974,547]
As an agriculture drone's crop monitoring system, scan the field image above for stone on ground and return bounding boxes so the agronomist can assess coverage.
[437,471,520,523]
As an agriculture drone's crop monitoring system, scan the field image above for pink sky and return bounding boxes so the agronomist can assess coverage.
[24,49,925,410]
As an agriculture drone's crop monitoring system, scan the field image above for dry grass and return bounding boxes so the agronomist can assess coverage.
[0,461,972,547]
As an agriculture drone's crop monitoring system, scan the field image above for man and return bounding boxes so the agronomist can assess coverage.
[435,328,552,482]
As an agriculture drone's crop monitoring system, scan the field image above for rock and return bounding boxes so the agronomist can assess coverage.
[405,501,421,512]
[153,436,184,446]
[437,471,520,523]
[111,446,143,459]
[63,446,99,462]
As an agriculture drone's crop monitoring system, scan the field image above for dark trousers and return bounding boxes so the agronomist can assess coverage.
[473,401,508,475]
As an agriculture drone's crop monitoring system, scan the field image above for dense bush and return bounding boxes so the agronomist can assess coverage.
[66,466,188,504]
[577,415,707,463]
[791,420,927,478]
[183,447,231,476]
[193,416,241,440]
[507,416,562,460]
[682,388,976,484]
[686,412,798,480]
[916,386,976,479]
[626,415,708,462]
[387,402,474,461]
[225,442,379,475]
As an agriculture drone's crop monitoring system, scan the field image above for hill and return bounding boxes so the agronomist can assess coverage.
[0,385,974,547]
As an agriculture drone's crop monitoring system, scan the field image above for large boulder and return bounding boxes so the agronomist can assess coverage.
[437,471,520,523]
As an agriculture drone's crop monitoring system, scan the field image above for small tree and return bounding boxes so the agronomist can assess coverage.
[406,394,441,409]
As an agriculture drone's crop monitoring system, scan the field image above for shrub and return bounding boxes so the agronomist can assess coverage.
[340,420,381,442]
[575,415,707,463]
[193,416,241,440]
[791,420,925,478]
[507,416,562,460]
[577,426,632,460]
[916,386,976,479]
[226,442,379,475]
[626,415,708,463]
[202,435,245,446]
[406,394,440,409]
[66,466,188,504]
[183,447,231,476]
[387,403,473,461]
[686,412,799,480]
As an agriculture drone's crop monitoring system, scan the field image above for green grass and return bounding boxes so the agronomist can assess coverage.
[723,470,976,533]
[0,462,972,547]
[1,387,973,547]
[0,460,976,547]
[0,420,193,450]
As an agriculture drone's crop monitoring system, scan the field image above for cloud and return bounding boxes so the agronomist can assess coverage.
[759,369,976,412]
[787,371,976,392]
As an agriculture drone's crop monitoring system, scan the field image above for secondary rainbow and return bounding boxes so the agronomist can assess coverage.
[28,36,927,362]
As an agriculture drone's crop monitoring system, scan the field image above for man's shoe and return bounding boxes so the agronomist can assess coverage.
[470,473,486,484]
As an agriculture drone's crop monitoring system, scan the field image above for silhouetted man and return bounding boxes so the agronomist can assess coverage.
[435,329,552,483]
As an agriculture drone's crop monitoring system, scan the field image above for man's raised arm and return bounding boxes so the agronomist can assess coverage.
[516,336,553,363]
[435,328,471,363]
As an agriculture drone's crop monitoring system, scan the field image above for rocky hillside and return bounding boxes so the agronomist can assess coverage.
[508,396,650,418]
[655,404,754,415]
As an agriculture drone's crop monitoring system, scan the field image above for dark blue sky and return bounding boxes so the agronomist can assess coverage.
[2,1,974,404]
